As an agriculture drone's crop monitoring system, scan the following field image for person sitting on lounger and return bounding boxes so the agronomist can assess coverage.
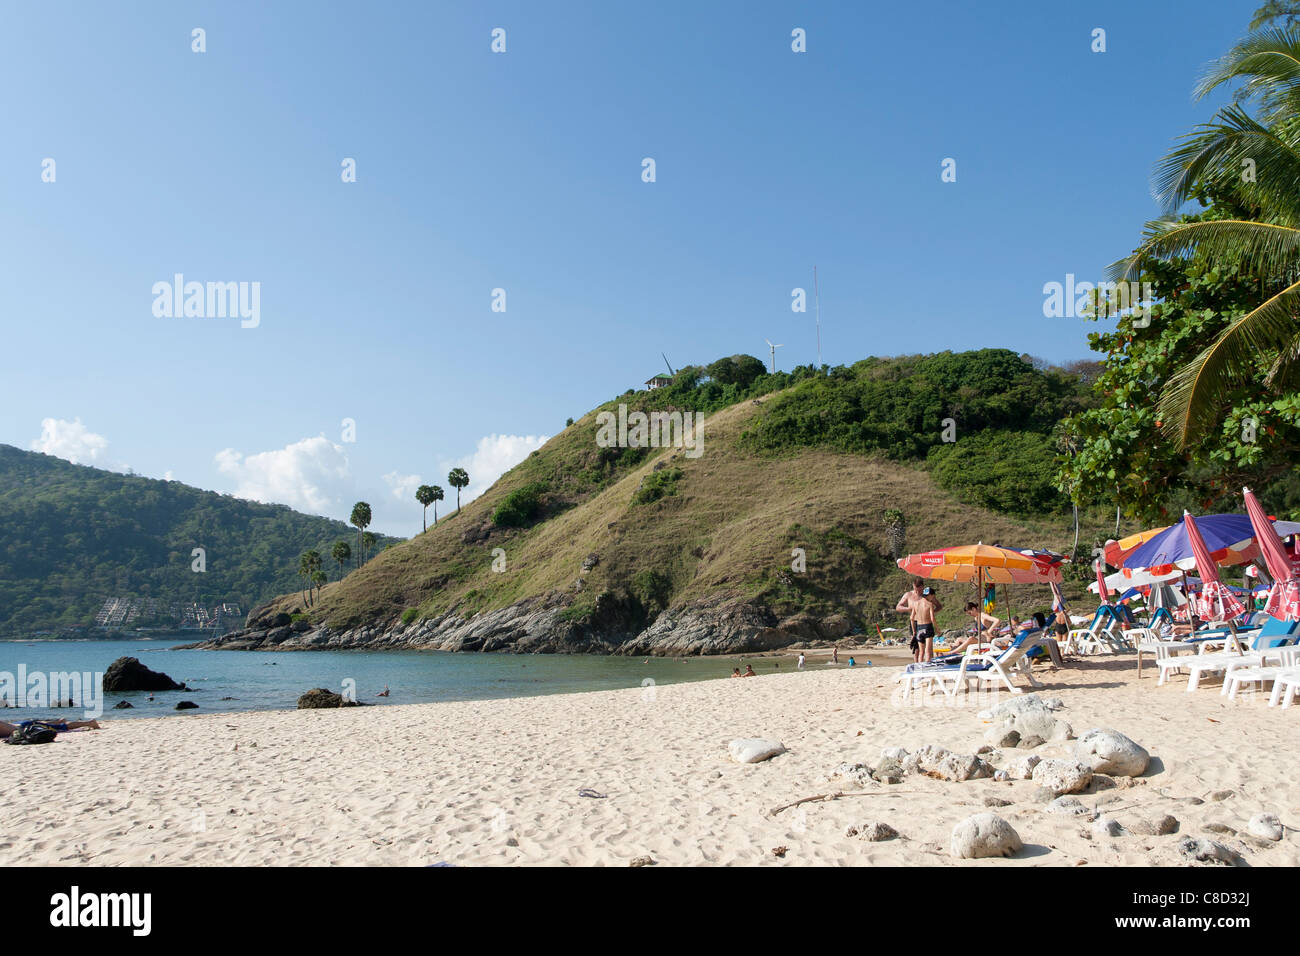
[947,603,1002,654]
[0,718,101,737]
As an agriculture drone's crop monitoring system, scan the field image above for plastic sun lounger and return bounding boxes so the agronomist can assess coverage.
[1157,621,1299,691]
[1222,647,1300,700]
[1066,608,1123,656]
[1269,668,1300,707]
[897,632,1040,699]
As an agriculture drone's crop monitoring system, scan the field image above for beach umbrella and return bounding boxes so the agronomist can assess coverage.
[1089,565,1196,591]
[896,544,1062,651]
[1149,581,1188,610]
[1122,513,1300,573]
[1181,511,1247,627]
[896,543,1063,585]
[1244,487,1300,621]
[1104,527,1170,568]
[1094,559,1110,603]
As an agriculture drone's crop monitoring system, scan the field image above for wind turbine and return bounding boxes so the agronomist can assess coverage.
[765,339,784,374]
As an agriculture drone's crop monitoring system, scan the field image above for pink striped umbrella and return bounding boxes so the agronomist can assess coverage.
[1094,558,1110,603]
[1243,487,1300,621]
[1183,510,1246,622]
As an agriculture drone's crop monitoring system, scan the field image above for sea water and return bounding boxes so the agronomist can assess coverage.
[0,639,859,720]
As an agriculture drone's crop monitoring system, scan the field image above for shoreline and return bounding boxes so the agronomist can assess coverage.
[5,655,1296,867]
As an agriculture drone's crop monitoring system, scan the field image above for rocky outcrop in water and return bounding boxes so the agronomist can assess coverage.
[102,656,188,691]
[177,592,856,656]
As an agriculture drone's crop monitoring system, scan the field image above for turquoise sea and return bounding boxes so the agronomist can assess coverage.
[0,639,880,720]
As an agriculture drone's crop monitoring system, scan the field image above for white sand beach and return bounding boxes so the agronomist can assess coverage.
[3,654,1297,867]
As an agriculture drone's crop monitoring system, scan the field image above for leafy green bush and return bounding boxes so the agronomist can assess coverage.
[400,607,419,625]
[492,482,547,527]
[631,569,673,615]
[632,468,683,505]
[928,430,1066,515]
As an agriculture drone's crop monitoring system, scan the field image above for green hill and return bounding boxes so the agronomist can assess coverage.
[224,350,1107,655]
[0,445,401,635]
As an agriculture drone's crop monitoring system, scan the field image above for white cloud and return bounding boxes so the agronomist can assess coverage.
[446,433,550,503]
[215,436,351,514]
[30,417,111,466]
[383,470,422,502]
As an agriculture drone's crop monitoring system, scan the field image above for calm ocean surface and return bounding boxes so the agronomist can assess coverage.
[0,639,876,719]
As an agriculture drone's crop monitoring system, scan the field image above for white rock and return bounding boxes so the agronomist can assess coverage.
[1248,813,1283,842]
[1074,728,1150,777]
[1178,837,1241,865]
[950,813,1023,859]
[880,746,909,762]
[1032,758,1094,796]
[727,738,787,764]
[1093,816,1124,838]
[1045,797,1096,819]
[826,762,874,788]
[914,745,952,774]
[932,752,993,782]
[1005,753,1042,780]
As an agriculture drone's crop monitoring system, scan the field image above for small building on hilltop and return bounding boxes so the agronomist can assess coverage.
[644,374,673,390]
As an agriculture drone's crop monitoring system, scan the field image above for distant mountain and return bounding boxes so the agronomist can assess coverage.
[0,445,401,635]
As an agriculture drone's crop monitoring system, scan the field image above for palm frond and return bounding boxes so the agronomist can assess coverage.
[1153,104,1300,222]
[1108,218,1300,282]
[1195,26,1300,122]
[1157,278,1300,447]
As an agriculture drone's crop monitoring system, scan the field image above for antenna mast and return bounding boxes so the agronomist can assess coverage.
[814,265,822,370]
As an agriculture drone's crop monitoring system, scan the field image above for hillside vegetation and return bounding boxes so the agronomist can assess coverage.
[0,445,400,634]
[256,351,1102,643]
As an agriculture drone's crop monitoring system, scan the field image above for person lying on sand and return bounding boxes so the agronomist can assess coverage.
[0,718,101,737]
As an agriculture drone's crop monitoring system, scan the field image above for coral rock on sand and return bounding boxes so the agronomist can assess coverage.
[932,753,994,782]
[1004,754,1042,780]
[846,821,898,842]
[1123,814,1179,836]
[1045,797,1097,819]
[1178,838,1242,866]
[1093,816,1124,838]
[1031,759,1094,796]
[950,813,1023,859]
[102,657,187,692]
[1248,813,1284,842]
[827,763,874,789]
[984,695,1073,749]
[727,738,786,764]
[1073,729,1150,777]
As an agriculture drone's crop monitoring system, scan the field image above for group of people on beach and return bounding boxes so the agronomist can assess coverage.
[895,578,1071,668]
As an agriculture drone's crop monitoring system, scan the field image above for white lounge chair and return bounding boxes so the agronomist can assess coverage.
[897,632,1042,699]
[1222,647,1300,700]
[1269,668,1300,707]
[1157,619,1299,691]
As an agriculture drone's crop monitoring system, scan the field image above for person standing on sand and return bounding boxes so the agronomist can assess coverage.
[896,579,925,656]
[797,652,805,669]
[912,587,940,662]
[832,646,839,664]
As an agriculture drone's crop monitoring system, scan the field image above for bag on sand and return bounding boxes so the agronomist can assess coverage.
[4,722,58,745]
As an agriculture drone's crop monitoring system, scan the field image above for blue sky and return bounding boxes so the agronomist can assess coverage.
[0,0,1252,535]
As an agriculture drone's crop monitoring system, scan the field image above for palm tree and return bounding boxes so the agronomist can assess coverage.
[416,484,436,532]
[350,502,372,567]
[331,540,351,578]
[1110,27,1300,449]
[362,531,377,559]
[311,569,327,603]
[298,550,321,605]
[429,484,444,524]
[447,468,469,513]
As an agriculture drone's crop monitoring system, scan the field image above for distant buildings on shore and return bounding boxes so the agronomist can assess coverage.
[93,597,242,631]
